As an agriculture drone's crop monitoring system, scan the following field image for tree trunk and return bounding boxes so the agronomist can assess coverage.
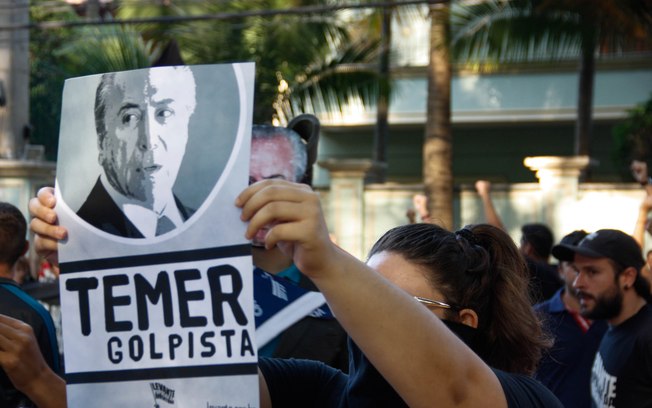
[86,0,100,19]
[575,25,595,158]
[423,2,453,229]
[371,5,392,182]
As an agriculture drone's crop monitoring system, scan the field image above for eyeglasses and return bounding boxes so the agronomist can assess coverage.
[413,296,458,310]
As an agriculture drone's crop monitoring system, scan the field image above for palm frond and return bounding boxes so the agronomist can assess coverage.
[55,24,161,76]
[279,38,384,119]
[452,0,584,64]
[452,0,652,65]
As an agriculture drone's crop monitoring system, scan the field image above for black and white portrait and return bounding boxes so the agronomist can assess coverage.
[56,64,251,245]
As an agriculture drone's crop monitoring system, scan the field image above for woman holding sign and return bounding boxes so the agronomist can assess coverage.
[25,181,560,407]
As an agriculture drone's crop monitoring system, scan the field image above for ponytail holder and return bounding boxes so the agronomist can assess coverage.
[455,228,480,247]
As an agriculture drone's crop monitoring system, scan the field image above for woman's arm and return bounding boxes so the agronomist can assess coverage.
[29,181,508,407]
[237,180,507,408]
[474,180,506,231]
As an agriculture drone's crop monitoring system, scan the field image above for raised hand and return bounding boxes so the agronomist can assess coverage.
[28,187,66,268]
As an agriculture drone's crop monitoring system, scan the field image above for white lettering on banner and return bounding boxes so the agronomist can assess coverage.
[591,353,617,408]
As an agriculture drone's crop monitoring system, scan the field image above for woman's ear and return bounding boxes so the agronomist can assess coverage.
[457,308,479,329]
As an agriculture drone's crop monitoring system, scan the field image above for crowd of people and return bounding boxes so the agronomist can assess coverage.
[1,104,652,406]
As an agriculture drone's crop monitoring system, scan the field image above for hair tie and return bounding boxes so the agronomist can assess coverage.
[455,228,480,247]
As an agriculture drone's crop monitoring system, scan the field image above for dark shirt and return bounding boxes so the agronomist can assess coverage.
[0,278,60,407]
[259,340,562,407]
[256,265,348,372]
[526,258,562,304]
[535,289,607,408]
[591,304,652,407]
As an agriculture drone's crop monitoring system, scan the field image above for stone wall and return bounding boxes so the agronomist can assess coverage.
[319,156,650,261]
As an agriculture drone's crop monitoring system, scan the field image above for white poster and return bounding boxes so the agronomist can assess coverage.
[54,63,258,407]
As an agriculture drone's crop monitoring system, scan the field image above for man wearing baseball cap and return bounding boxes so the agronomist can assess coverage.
[552,229,652,407]
[535,230,607,408]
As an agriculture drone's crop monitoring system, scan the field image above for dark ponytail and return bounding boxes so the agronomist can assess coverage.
[465,224,550,374]
[369,223,550,375]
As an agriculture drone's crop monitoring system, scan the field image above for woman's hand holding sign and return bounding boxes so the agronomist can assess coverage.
[236,179,343,283]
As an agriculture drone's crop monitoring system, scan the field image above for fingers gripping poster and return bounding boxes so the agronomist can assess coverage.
[54,63,258,407]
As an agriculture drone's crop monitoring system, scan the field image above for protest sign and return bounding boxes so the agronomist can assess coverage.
[55,63,257,407]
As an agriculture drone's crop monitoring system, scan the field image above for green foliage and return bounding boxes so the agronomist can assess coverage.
[277,38,382,120]
[121,0,382,123]
[30,4,161,159]
[451,0,652,65]
[55,25,160,75]
[451,0,652,159]
[613,95,652,179]
[29,0,78,160]
[451,0,582,64]
[116,0,199,45]
[29,0,386,155]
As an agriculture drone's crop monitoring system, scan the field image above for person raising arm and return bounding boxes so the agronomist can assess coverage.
[31,181,560,407]
[238,179,559,407]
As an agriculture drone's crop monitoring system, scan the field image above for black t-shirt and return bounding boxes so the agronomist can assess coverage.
[259,342,562,407]
[526,258,562,304]
[591,304,652,407]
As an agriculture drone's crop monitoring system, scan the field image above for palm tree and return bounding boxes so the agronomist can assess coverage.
[56,25,161,76]
[359,3,427,183]
[451,0,652,158]
[424,2,453,228]
[145,0,384,124]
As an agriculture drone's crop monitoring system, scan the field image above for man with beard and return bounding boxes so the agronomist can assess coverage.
[552,229,652,407]
[535,230,608,407]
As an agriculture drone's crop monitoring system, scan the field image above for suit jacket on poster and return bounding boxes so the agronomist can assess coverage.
[76,178,195,238]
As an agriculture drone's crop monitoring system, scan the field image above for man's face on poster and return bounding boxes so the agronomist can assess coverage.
[249,134,298,247]
[249,135,297,185]
[97,68,196,209]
